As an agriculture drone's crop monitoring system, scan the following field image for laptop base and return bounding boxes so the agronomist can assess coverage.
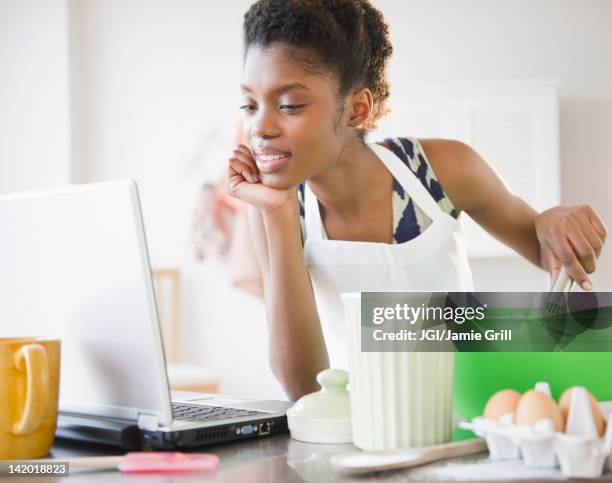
[57,413,289,450]
[141,415,288,450]
[56,414,141,449]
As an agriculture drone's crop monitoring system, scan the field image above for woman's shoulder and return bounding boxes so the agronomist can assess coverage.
[414,138,484,215]
[381,136,474,175]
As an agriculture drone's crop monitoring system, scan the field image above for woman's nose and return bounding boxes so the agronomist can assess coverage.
[249,107,281,139]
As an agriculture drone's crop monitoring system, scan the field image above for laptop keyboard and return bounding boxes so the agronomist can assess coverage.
[172,403,265,422]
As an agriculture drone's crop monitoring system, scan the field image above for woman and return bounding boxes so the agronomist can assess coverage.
[227,0,607,401]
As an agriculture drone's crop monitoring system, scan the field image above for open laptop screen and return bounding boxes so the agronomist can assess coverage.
[0,180,172,426]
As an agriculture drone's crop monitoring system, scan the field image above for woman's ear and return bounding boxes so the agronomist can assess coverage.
[346,87,374,129]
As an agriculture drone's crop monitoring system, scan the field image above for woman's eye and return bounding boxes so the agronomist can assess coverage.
[279,104,306,111]
[239,104,256,112]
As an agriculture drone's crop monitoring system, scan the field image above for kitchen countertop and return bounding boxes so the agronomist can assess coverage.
[3,434,612,482]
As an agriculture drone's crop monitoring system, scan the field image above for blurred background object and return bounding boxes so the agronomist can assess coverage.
[153,268,221,394]
[1,0,611,400]
[190,122,264,297]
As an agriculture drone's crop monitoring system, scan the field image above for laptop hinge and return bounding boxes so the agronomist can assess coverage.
[137,413,160,431]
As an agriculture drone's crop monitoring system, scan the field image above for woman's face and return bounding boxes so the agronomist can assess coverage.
[240,44,348,189]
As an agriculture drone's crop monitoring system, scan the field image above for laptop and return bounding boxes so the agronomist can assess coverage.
[0,179,291,449]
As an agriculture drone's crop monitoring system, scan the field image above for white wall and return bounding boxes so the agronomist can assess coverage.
[3,0,610,400]
[0,0,71,194]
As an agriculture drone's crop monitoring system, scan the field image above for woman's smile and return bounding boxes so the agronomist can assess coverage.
[252,147,292,173]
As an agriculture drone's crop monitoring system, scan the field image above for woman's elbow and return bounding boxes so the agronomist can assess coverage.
[269,360,318,402]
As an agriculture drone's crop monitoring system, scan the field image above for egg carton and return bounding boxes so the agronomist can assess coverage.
[459,382,612,478]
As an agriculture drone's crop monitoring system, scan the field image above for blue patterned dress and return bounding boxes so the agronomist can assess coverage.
[298,137,457,244]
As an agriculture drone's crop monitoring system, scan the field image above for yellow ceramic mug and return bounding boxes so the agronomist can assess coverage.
[0,337,61,459]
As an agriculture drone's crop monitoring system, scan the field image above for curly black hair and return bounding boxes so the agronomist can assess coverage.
[243,0,393,137]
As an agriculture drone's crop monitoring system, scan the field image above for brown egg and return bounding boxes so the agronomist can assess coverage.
[515,390,564,432]
[558,387,605,437]
[484,389,522,421]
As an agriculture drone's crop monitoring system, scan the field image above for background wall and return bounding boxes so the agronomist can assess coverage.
[2,0,611,400]
[0,0,71,193]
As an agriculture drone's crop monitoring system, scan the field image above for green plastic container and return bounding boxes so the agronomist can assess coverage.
[452,352,612,440]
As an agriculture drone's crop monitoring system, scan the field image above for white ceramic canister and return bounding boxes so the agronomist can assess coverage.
[341,292,454,451]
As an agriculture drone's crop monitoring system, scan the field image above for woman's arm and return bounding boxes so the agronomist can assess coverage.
[247,203,329,401]
[420,139,607,289]
[228,144,328,401]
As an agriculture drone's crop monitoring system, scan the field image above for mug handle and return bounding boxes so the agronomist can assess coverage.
[12,343,49,435]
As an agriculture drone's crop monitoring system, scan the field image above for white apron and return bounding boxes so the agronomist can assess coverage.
[303,142,475,370]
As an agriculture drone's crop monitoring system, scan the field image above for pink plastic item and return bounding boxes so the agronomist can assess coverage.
[118,452,220,473]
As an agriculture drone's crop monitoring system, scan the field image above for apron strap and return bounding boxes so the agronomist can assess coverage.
[369,142,446,222]
[304,181,325,240]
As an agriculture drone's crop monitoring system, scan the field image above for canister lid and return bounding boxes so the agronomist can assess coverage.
[287,369,352,444]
